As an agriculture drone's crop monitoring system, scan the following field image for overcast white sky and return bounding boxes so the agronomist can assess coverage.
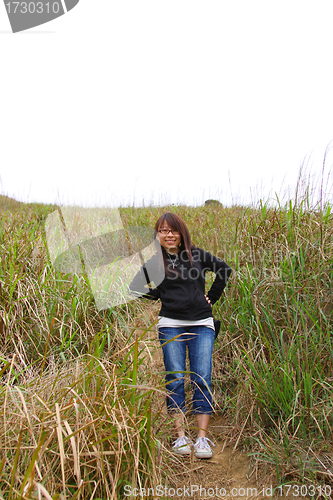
[1,1,333,208]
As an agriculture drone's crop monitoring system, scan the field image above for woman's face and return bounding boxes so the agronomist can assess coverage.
[157,223,182,254]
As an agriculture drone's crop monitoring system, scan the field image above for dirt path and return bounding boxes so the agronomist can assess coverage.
[165,414,285,500]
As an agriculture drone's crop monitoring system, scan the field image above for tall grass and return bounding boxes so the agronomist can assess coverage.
[1,342,165,498]
[0,204,171,498]
[1,168,333,497]
[210,194,333,485]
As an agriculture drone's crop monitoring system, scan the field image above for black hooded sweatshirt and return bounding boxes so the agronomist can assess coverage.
[129,247,232,321]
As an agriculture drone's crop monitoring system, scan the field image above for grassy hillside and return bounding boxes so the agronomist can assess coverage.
[0,194,23,209]
[0,195,332,498]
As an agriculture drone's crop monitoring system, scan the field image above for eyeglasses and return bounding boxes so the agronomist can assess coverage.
[158,228,180,236]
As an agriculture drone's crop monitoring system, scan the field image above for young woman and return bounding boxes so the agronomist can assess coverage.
[129,212,231,459]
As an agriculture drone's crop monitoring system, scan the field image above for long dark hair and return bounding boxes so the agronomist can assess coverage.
[154,213,195,270]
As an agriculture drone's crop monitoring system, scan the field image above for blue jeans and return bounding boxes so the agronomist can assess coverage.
[158,326,215,414]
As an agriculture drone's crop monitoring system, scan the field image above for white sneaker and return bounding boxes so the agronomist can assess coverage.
[194,437,215,459]
[172,436,192,455]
